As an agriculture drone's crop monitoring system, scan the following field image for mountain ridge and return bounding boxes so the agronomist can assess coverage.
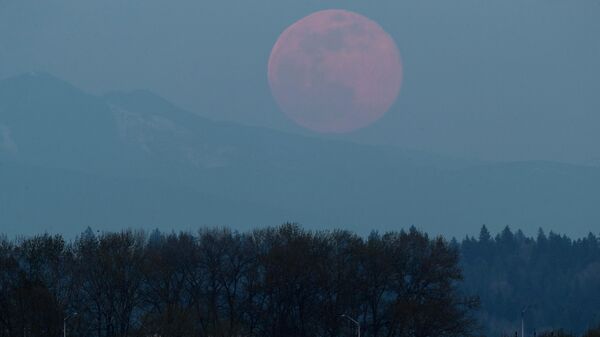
[1,72,599,238]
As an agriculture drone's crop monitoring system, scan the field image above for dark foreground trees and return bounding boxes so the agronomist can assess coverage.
[0,224,477,337]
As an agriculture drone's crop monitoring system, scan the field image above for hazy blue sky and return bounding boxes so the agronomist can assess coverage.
[1,0,599,164]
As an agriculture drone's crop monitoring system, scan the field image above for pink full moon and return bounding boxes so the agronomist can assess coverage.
[268,9,403,133]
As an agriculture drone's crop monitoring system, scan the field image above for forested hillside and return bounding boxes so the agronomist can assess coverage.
[461,226,600,335]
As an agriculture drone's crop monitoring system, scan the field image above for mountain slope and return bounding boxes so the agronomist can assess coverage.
[1,73,599,238]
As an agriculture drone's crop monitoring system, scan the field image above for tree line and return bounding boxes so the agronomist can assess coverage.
[461,226,600,336]
[0,224,477,337]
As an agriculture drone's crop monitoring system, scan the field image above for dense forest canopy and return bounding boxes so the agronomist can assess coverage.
[461,226,600,336]
[1,224,599,337]
[0,224,476,337]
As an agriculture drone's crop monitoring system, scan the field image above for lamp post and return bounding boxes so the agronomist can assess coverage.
[341,314,360,337]
[521,306,529,337]
[63,312,77,337]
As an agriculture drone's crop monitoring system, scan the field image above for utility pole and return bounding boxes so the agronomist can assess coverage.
[63,313,77,337]
[521,306,529,337]
[341,314,360,337]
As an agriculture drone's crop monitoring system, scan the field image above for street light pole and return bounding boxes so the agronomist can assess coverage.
[341,314,360,337]
[521,306,529,337]
[63,313,77,337]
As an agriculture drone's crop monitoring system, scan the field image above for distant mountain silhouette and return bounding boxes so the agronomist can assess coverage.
[1,73,599,237]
